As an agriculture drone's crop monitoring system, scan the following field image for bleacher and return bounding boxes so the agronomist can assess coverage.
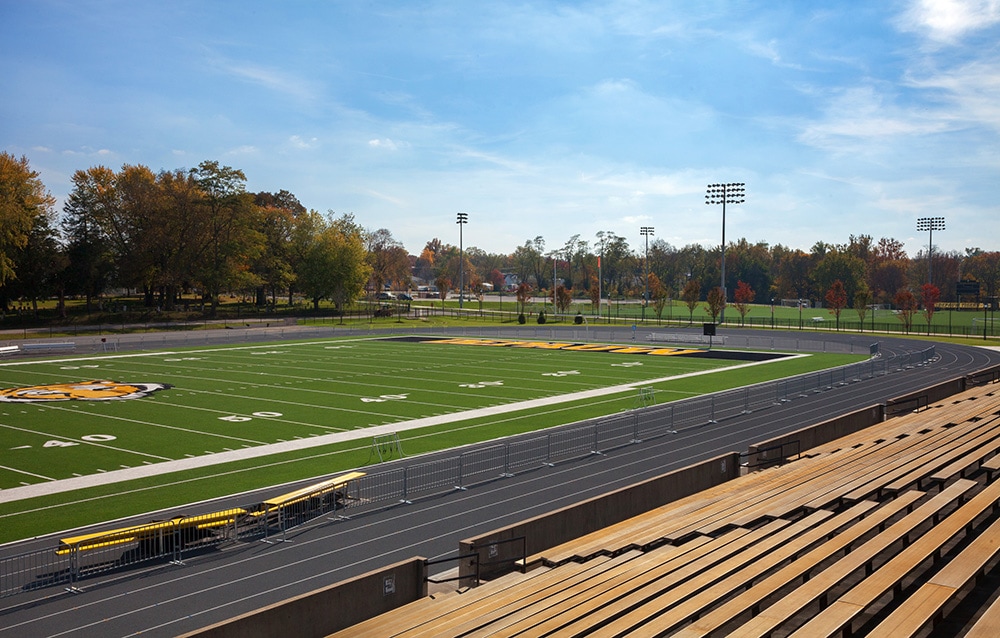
[328,383,1000,637]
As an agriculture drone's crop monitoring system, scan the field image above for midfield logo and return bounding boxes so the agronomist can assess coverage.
[0,380,173,402]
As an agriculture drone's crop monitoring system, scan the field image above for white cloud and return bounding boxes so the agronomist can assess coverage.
[797,85,954,153]
[368,138,399,151]
[905,60,1000,133]
[207,53,319,104]
[288,135,319,149]
[898,0,1000,44]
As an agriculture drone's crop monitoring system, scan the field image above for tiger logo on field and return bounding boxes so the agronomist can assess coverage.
[0,380,172,403]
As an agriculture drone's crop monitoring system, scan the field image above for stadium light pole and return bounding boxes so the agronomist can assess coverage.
[706,183,745,324]
[546,249,560,314]
[640,226,654,321]
[457,212,468,309]
[596,230,612,322]
[917,216,945,286]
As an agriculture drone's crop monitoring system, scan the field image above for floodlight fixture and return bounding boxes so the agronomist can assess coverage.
[916,216,945,286]
[705,183,746,323]
[457,212,468,308]
[640,226,654,320]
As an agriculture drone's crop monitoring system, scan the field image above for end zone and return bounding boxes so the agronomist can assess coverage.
[386,335,795,362]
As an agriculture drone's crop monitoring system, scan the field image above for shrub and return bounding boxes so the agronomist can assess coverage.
[537,311,546,324]
[517,313,526,324]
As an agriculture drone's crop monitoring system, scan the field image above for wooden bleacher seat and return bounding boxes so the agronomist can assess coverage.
[841,501,1000,637]
[982,452,1000,479]
[718,479,976,638]
[597,501,879,637]
[776,476,1000,637]
[868,520,1000,638]
[965,590,1000,638]
[407,527,758,638]
[670,490,926,637]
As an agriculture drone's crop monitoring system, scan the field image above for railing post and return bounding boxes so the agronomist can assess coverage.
[401,467,412,504]
[172,520,183,565]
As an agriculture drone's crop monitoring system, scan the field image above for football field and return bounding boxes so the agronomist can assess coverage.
[0,334,858,541]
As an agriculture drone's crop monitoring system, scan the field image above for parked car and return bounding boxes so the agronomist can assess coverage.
[376,292,396,300]
[398,292,413,301]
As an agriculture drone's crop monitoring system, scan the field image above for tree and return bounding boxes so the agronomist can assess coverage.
[555,285,573,313]
[8,208,65,316]
[771,246,812,301]
[366,228,411,293]
[512,239,541,288]
[62,166,116,311]
[148,169,205,310]
[0,153,55,287]
[965,251,1000,300]
[705,286,725,323]
[488,268,506,293]
[587,275,600,314]
[648,272,668,322]
[103,164,159,296]
[921,283,940,334]
[733,280,755,326]
[682,279,700,323]
[868,237,908,305]
[516,281,533,315]
[812,249,866,307]
[328,214,371,313]
[189,160,263,315]
[895,288,918,333]
[854,287,871,332]
[825,279,848,330]
[295,213,370,312]
[435,274,451,308]
[253,190,305,306]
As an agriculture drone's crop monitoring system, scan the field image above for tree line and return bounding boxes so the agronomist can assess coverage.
[1,152,998,318]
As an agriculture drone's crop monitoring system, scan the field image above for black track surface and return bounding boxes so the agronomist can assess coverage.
[1,329,997,638]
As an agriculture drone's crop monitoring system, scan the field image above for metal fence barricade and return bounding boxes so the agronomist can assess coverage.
[547,426,596,463]
[505,435,551,474]
[354,468,407,509]
[594,413,636,453]
[1,547,71,598]
[402,458,462,502]
[637,403,675,439]
[458,445,507,488]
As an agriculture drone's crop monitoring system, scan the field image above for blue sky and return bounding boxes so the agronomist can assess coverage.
[2,0,998,258]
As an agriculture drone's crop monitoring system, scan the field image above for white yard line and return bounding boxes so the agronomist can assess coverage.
[0,355,799,504]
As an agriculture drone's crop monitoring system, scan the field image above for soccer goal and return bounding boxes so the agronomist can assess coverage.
[633,386,655,410]
[369,432,405,463]
[973,317,998,334]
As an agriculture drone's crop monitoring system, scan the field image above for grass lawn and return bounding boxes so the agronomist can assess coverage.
[0,334,862,543]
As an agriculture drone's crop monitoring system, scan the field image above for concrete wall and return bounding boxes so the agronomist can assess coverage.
[178,557,427,638]
[886,376,966,416]
[458,452,741,583]
[967,364,1000,387]
[747,404,885,468]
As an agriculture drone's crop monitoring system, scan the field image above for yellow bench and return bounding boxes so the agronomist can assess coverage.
[57,508,246,555]
[262,471,366,509]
